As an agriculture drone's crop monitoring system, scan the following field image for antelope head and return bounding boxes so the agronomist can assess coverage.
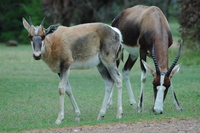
[23,17,46,60]
[142,44,182,114]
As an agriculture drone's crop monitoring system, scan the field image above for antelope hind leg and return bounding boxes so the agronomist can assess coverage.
[97,64,114,120]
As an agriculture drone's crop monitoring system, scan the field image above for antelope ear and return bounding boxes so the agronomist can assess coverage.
[22,18,31,32]
[45,24,60,35]
[169,63,182,78]
[142,60,156,77]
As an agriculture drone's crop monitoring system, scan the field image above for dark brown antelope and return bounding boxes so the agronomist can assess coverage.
[22,17,123,124]
[112,5,182,114]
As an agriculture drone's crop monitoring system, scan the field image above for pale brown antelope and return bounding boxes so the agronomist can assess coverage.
[112,5,182,114]
[22,17,123,124]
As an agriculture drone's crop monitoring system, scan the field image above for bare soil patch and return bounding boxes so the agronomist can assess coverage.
[24,118,200,133]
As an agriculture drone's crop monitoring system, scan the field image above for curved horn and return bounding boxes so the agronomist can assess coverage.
[29,16,33,26]
[152,44,160,76]
[166,42,182,77]
[40,17,46,27]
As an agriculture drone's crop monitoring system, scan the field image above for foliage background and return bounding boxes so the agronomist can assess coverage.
[179,0,200,50]
[0,0,179,44]
[0,0,199,49]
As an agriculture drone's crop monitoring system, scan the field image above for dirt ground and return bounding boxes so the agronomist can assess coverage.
[24,118,200,133]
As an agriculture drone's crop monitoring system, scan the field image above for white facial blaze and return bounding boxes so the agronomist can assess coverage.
[110,26,123,42]
[154,75,166,114]
[31,39,43,57]
[34,27,39,35]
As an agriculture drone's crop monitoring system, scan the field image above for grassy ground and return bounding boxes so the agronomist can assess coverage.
[0,21,200,132]
[0,44,199,132]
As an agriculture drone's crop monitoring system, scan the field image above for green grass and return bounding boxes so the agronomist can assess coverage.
[169,18,181,42]
[169,19,200,66]
[0,43,199,132]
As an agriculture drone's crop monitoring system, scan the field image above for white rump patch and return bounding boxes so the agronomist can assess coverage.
[34,27,39,35]
[71,55,100,69]
[110,26,123,43]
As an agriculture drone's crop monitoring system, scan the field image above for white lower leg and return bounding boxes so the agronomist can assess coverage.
[170,82,182,111]
[116,82,123,119]
[55,89,65,124]
[66,82,81,122]
[69,94,81,122]
[113,70,123,119]
[97,80,113,120]
[138,71,146,113]
[123,70,137,108]
[107,87,113,109]
[71,98,81,122]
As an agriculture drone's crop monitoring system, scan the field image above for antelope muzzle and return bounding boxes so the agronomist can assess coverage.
[32,36,42,60]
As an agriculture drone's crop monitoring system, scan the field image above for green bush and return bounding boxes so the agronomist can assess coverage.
[0,0,45,44]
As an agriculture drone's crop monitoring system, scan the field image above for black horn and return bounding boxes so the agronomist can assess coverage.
[40,17,46,27]
[166,42,182,77]
[152,44,161,76]
[29,16,33,26]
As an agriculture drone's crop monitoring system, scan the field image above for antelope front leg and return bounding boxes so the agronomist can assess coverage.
[55,69,81,124]
[170,81,182,111]
[55,80,66,124]
[122,55,138,109]
[123,69,137,108]
[138,71,146,113]
[55,70,69,124]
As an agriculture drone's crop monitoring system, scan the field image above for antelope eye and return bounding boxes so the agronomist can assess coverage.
[41,35,45,40]
[153,82,160,87]
[153,84,157,87]
[28,36,33,40]
[164,84,170,88]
